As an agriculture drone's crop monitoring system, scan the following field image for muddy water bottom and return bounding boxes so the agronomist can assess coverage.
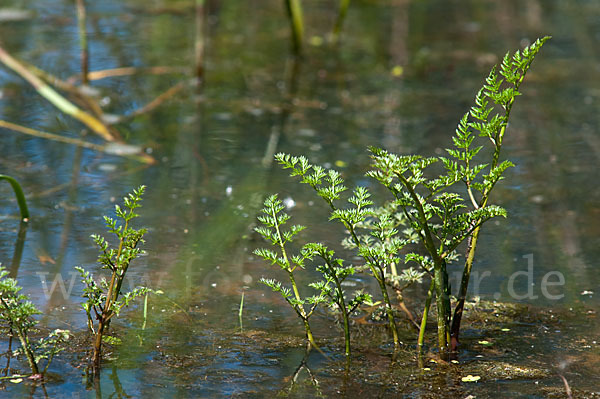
[12,297,597,398]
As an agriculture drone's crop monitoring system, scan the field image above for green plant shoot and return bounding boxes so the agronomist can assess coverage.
[76,185,153,370]
[0,174,29,221]
[275,154,422,348]
[254,194,325,348]
[270,37,550,357]
[448,36,551,349]
[0,266,70,377]
[306,242,372,357]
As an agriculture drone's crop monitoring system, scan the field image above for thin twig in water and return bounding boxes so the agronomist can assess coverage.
[113,81,185,123]
[0,120,155,164]
[66,66,186,83]
[558,374,573,399]
[0,45,115,141]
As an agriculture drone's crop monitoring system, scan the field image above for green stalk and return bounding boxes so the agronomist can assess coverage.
[271,205,317,346]
[329,266,351,356]
[418,279,434,351]
[0,175,29,221]
[194,0,206,80]
[15,328,38,375]
[450,73,517,347]
[288,271,316,346]
[331,0,350,44]
[42,339,61,374]
[394,171,450,352]
[93,215,130,368]
[284,0,304,55]
[343,221,399,347]
[377,271,400,347]
[75,0,89,84]
[4,323,12,377]
[0,298,38,375]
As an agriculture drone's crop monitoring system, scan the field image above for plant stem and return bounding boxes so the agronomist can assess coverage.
[0,175,29,221]
[75,0,89,84]
[15,329,38,375]
[288,271,316,346]
[433,264,450,354]
[0,45,115,141]
[0,296,39,375]
[284,0,304,55]
[418,279,434,351]
[394,171,450,353]
[334,211,399,348]
[194,0,205,80]
[270,204,316,346]
[330,267,351,356]
[332,0,350,43]
[374,270,399,347]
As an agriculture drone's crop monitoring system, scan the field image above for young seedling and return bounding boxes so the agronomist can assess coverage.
[0,174,29,221]
[76,185,153,370]
[306,242,372,357]
[275,155,418,348]
[254,194,325,348]
[0,266,70,378]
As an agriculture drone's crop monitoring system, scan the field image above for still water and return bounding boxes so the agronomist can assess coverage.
[0,0,599,397]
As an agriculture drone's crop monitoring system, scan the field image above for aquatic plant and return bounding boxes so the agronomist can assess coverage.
[306,242,373,356]
[263,37,549,357]
[0,174,29,221]
[274,155,419,350]
[254,194,325,348]
[285,0,304,54]
[331,0,350,44]
[0,267,70,377]
[75,186,154,370]
[255,193,374,355]
[447,36,551,350]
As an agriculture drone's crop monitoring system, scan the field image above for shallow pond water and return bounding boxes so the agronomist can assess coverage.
[0,0,599,397]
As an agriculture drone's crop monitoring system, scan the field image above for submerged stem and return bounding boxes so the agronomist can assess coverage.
[418,279,435,351]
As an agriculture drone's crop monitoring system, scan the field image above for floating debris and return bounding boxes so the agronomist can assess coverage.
[461,375,481,382]
[104,142,143,156]
[0,9,34,22]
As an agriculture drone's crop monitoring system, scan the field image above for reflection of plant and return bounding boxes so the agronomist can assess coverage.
[76,186,155,370]
[258,37,549,358]
[0,266,70,377]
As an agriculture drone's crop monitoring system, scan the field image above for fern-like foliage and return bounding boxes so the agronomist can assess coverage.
[260,37,550,355]
[0,266,70,376]
[76,186,157,370]
[254,195,325,345]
